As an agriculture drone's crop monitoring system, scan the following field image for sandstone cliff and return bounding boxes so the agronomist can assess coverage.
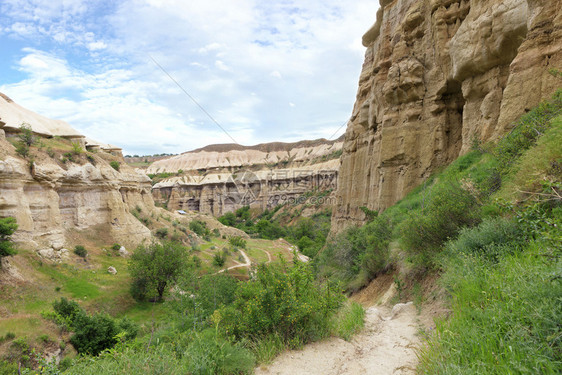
[149,139,343,216]
[333,0,562,231]
[0,93,153,250]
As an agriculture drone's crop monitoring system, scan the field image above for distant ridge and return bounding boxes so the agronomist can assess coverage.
[186,134,345,154]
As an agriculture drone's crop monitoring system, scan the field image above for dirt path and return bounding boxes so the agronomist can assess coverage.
[218,249,251,273]
[256,301,423,375]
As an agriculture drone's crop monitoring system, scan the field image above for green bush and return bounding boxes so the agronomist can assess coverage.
[189,220,208,237]
[445,217,525,262]
[111,243,121,251]
[109,161,120,171]
[73,245,88,258]
[219,261,343,344]
[51,298,138,356]
[155,227,168,239]
[0,217,18,261]
[317,215,391,290]
[72,142,83,155]
[399,181,482,266]
[183,328,255,374]
[229,236,247,249]
[212,251,227,268]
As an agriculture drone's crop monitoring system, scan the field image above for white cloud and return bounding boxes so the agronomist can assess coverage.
[0,0,380,154]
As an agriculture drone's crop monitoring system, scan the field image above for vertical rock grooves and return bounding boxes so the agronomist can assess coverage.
[333,0,562,232]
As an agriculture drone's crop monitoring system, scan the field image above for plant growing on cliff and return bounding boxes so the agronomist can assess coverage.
[0,217,18,262]
[128,241,187,301]
[110,161,120,171]
[18,123,35,146]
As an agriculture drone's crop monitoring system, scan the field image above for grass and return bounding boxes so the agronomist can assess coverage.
[331,301,365,341]
[418,236,562,374]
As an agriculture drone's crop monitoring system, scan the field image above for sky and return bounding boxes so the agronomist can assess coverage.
[0,0,379,156]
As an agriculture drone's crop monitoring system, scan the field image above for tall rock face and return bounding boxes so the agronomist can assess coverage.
[333,0,562,232]
[0,93,153,250]
[149,139,342,216]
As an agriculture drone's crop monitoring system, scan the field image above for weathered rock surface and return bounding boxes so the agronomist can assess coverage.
[333,0,562,232]
[0,93,154,249]
[150,139,342,216]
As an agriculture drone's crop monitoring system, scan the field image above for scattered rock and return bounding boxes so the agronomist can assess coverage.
[107,266,117,275]
[118,246,129,257]
[0,258,24,281]
[36,248,67,263]
[0,128,5,140]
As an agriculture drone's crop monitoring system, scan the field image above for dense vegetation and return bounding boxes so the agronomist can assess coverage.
[218,205,331,257]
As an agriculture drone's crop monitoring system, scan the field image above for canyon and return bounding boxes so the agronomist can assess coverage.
[332,0,562,232]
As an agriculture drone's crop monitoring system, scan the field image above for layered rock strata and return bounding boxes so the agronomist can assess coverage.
[333,0,562,231]
[150,139,342,216]
[0,93,153,249]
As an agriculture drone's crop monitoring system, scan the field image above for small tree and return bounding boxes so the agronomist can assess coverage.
[18,123,35,146]
[128,241,187,301]
[0,217,18,263]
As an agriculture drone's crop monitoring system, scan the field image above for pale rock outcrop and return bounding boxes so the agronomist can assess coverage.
[107,266,117,275]
[333,0,562,232]
[150,139,342,216]
[0,94,155,249]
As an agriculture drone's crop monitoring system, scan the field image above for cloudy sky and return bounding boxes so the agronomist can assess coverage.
[0,0,378,155]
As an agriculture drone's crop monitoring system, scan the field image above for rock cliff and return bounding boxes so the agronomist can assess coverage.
[149,139,342,216]
[0,93,153,250]
[333,0,562,231]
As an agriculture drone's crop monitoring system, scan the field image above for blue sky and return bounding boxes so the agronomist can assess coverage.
[0,0,379,155]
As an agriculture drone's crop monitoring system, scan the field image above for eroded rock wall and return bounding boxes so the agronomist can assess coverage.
[151,139,342,216]
[333,0,562,231]
[0,146,153,250]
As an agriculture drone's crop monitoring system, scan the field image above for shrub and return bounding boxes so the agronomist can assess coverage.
[73,245,87,258]
[109,161,120,171]
[445,217,525,262]
[229,236,247,249]
[213,251,227,267]
[183,328,255,374]
[155,227,168,239]
[15,142,29,157]
[0,217,18,261]
[399,181,481,266]
[220,261,343,344]
[111,243,121,250]
[189,220,208,236]
[71,142,83,155]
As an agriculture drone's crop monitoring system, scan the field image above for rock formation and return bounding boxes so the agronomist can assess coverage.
[148,139,342,216]
[0,93,154,250]
[333,0,562,232]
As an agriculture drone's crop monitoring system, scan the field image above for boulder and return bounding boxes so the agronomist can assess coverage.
[118,246,129,257]
[107,266,117,275]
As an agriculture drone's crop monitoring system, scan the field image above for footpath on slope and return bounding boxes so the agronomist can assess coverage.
[256,279,434,375]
